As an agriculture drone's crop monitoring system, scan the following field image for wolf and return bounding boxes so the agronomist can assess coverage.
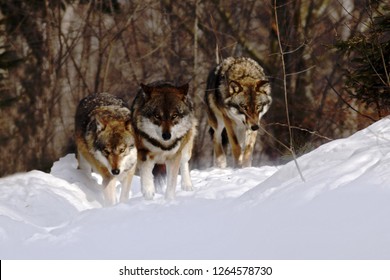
[75,92,137,206]
[131,81,197,200]
[205,57,272,168]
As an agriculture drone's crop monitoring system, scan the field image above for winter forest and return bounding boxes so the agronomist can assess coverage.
[0,0,389,177]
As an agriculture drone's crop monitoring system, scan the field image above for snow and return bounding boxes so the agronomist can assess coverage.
[1,118,390,259]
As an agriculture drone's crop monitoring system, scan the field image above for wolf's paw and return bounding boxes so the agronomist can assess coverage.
[165,190,176,201]
[181,182,193,191]
[215,156,227,168]
[142,189,155,200]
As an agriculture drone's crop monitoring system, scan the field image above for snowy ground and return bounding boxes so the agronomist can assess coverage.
[1,118,390,259]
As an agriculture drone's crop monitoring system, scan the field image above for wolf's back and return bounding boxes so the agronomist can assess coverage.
[76,93,129,135]
[205,64,225,108]
[219,57,266,81]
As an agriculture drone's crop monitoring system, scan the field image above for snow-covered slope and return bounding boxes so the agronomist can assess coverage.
[1,118,390,259]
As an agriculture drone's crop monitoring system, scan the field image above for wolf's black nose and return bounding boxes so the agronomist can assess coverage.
[111,169,120,175]
[162,132,171,140]
[251,124,259,131]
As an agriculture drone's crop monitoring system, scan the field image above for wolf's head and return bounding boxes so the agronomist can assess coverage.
[88,109,137,176]
[225,79,272,131]
[137,82,194,144]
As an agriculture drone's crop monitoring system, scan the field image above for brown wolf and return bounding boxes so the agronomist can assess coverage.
[131,81,197,200]
[205,57,272,168]
[75,93,137,206]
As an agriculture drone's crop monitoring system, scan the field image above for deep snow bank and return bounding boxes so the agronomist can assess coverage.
[0,118,389,259]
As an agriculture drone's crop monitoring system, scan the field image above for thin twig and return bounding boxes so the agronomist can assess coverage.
[325,76,377,122]
[268,123,333,141]
[273,0,305,181]
[286,65,316,77]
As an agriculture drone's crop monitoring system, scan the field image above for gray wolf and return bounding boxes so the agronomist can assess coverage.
[75,92,137,206]
[131,81,197,200]
[205,57,272,168]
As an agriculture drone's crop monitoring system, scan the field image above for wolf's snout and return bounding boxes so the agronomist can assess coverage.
[251,124,259,131]
[162,131,171,140]
[111,169,120,175]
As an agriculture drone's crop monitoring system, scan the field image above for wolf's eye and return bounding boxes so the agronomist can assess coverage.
[171,114,178,120]
[154,114,161,120]
[119,148,125,153]
[129,144,135,149]
[103,149,110,156]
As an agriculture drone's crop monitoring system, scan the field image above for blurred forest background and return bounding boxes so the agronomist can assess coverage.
[0,0,389,176]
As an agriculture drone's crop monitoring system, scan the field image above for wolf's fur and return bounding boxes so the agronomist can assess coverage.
[75,93,137,206]
[205,57,272,168]
[131,81,197,200]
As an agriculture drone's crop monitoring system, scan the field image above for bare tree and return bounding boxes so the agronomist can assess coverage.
[0,0,387,176]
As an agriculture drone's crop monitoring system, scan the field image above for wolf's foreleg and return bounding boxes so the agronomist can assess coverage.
[165,155,181,200]
[103,177,117,206]
[180,161,193,191]
[242,130,258,167]
[119,164,136,203]
[180,137,194,191]
[139,160,156,200]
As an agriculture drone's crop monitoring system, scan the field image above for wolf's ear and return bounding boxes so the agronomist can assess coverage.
[125,118,133,132]
[229,80,243,94]
[178,83,189,96]
[94,115,107,132]
[141,83,152,98]
[256,80,269,91]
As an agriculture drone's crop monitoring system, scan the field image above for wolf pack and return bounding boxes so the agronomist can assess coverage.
[75,57,272,206]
